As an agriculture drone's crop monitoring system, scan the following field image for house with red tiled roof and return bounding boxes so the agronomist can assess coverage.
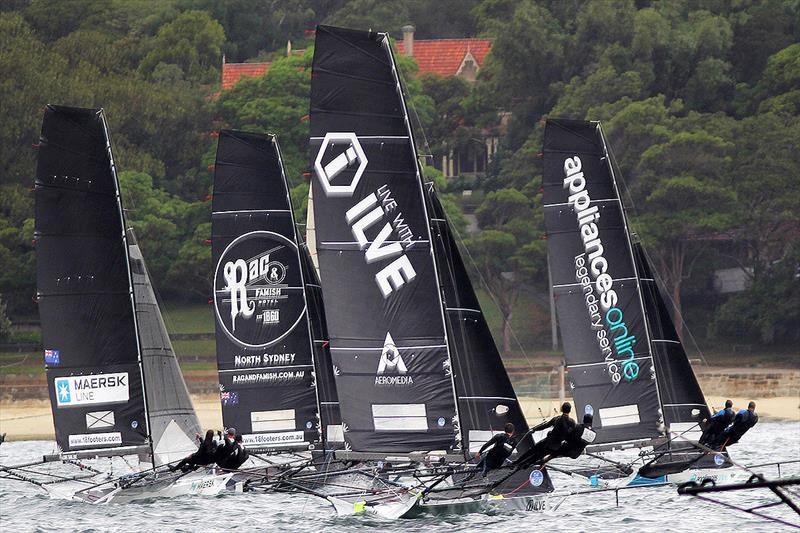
[217,27,496,181]
[395,25,492,82]
[220,58,271,91]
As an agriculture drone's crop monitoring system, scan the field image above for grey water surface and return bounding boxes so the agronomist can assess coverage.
[1,421,798,532]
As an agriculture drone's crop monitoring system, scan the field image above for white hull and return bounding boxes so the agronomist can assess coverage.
[593,467,737,489]
[64,469,238,504]
[327,491,565,519]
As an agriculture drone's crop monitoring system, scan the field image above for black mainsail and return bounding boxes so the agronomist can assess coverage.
[35,105,200,465]
[309,26,460,454]
[309,24,542,472]
[212,130,340,451]
[542,118,710,448]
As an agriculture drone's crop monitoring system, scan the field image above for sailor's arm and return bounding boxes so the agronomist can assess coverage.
[530,416,556,433]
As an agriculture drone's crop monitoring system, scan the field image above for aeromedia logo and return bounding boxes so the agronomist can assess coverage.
[314,132,419,299]
[214,231,305,349]
[563,156,639,384]
[375,332,412,386]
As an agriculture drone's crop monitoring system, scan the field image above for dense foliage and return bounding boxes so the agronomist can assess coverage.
[0,0,797,349]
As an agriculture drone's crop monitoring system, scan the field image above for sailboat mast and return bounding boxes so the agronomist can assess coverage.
[596,123,666,433]
[381,35,464,451]
[274,136,325,449]
[100,110,155,462]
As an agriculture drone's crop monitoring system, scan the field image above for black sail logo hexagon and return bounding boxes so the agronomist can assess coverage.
[214,231,306,348]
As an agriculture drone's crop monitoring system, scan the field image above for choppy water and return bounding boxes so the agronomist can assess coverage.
[1,421,798,532]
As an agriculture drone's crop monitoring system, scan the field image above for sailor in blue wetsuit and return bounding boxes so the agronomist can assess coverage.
[716,401,758,448]
[699,399,735,445]
[474,423,517,477]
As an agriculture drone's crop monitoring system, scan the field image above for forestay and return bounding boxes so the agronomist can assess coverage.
[212,130,339,451]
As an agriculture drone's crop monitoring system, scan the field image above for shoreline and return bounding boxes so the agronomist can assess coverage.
[1,394,796,442]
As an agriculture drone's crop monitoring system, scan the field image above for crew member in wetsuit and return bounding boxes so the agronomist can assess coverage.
[699,399,734,445]
[474,423,517,477]
[553,414,595,460]
[514,402,576,468]
[215,427,237,466]
[170,429,217,472]
[716,401,758,448]
[219,434,250,470]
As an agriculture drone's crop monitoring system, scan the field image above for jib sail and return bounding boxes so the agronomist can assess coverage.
[128,230,201,465]
[309,25,460,454]
[212,130,337,451]
[426,184,535,458]
[633,242,709,435]
[36,105,200,462]
[542,118,663,446]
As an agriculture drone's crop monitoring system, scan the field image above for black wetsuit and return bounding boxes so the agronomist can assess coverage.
[219,444,249,470]
[556,423,595,459]
[215,436,237,466]
[514,414,575,468]
[172,436,217,471]
[476,432,517,475]
[699,407,734,445]
[717,409,758,447]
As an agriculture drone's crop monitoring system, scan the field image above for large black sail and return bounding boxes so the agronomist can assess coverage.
[310,26,459,453]
[212,130,325,451]
[129,231,201,464]
[426,184,533,456]
[36,106,148,453]
[633,243,709,432]
[542,119,663,446]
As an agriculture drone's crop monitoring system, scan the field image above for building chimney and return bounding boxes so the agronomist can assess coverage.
[401,24,415,57]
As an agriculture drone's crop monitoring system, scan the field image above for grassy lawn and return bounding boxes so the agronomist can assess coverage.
[172,339,216,359]
[160,303,215,334]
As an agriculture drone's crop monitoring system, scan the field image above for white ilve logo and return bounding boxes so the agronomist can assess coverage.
[314,132,368,197]
[314,132,418,298]
[377,332,407,375]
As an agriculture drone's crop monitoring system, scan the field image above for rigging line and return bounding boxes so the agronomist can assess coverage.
[445,209,551,420]
[639,244,710,368]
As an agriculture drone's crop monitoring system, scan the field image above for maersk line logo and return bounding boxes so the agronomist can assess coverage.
[55,373,129,407]
[375,332,412,386]
[563,156,640,384]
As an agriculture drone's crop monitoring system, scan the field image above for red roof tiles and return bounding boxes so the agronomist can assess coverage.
[395,38,492,77]
[221,62,271,90]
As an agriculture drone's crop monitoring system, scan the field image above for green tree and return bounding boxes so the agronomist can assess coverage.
[466,188,544,352]
[138,10,225,84]
[633,130,737,338]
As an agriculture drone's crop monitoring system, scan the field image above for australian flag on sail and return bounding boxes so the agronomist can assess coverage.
[220,390,239,407]
[44,349,60,365]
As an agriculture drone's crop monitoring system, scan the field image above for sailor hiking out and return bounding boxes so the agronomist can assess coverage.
[554,414,595,460]
[170,430,218,472]
[714,402,758,449]
[473,423,517,477]
[514,402,576,469]
[218,434,249,470]
[700,399,735,446]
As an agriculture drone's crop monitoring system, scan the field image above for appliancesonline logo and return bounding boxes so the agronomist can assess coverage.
[314,132,419,299]
[563,156,639,384]
[55,372,129,407]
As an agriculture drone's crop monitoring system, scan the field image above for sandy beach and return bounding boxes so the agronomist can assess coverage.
[0,394,797,442]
